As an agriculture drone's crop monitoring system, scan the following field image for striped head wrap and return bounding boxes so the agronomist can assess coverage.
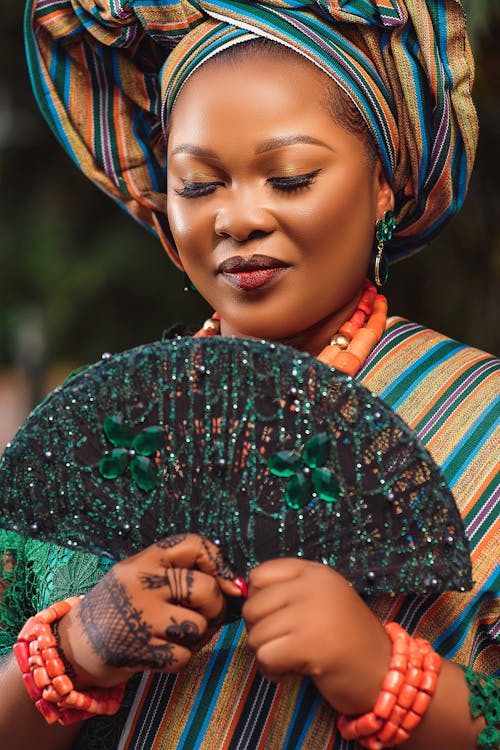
[25,1,478,265]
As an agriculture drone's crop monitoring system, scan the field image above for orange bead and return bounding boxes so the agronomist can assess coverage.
[389,653,408,672]
[350,309,366,328]
[423,651,442,672]
[405,666,422,688]
[347,328,378,361]
[337,715,359,740]
[13,641,30,673]
[35,697,60,724]
[331,351,361,376]
[338,321,357,338]
[420,670,438,694]
[52,674,73,697]
[50,600,72,619]
[411,690,432,716]
[392,635,409,656]
[398,684,417,708]
[374,690,397,719]
[392,727,411,744]
[28,654,44,668]
[402,709,423,731]
[45,657,65,678]
[33,666,51,689]
[38,632,57,650]
[62,690,84,709]
[354,712,383,736]
[388,704,407,725]
[29,640,40,656]
[382,669,405,695]
[42,684,60,703]
[18,617,38,641]
[41,647,59,661]
[377,719,399,744]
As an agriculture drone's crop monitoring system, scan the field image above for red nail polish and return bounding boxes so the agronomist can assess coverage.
[233,577,248,598]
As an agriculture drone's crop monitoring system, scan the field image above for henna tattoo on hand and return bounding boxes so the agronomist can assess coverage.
[155,534,189,550]
[165,616,200,648]
[201,536,235,580]
[78,569,177,670]
[139,571,170,590]
[140,567,194,609]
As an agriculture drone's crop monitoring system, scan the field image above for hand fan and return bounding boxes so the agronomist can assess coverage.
[0,336,472,596]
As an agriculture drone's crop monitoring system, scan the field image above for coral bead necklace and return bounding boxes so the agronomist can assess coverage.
[194,278,388,377]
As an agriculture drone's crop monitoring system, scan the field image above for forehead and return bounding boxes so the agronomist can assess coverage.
[168,53,331,138]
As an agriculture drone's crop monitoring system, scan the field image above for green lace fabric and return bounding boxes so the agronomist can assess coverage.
[461,665,500,750]
[0,528,138,750]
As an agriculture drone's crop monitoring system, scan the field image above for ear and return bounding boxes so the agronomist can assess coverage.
[373,159,395,218]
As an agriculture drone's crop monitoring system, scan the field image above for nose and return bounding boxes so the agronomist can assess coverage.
[214,191,276,242]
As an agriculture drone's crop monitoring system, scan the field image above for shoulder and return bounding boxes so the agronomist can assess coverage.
[360,317,499,410]
[359,317,499,519]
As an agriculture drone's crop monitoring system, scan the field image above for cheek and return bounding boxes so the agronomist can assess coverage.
[167,196,194,241]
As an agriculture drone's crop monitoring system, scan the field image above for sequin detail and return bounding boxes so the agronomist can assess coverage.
[0,337,472,595]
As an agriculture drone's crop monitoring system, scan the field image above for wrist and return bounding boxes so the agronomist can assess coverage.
[336,622,442,748]
[13,598,126,725]
[56,607,132,690]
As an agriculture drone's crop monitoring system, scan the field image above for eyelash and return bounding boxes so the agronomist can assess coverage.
[175,169,321,199]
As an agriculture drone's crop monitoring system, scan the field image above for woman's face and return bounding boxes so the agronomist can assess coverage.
[167,53,394,350]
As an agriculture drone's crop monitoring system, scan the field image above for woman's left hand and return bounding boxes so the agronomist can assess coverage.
[242,558,391,715]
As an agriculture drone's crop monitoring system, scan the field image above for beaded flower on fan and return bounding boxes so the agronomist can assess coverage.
[268,432,341,509]
[98,416,164,491]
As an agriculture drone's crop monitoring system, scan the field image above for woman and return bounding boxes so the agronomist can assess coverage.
[0,1,498,749]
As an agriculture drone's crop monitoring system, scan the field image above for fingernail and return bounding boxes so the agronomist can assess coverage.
[233,577,248,598]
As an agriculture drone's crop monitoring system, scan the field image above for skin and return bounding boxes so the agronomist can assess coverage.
[166,54,394,356]
[0,52,485,750]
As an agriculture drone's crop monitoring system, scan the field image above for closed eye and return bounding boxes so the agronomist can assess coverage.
[268,169,322,192]
[175,180,224,198]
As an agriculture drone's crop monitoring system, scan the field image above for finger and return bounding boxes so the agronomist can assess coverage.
[165,607,209,650]
[162,568,227,622]
[242,581,291,626]
[140,564,226,621]
[135,638,194,673]
[154,534,242,597]
[245,607,293,654]
[254,633,310,679]
[247,558,306,594]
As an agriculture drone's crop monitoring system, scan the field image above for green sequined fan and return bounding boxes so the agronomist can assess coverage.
[0,337,472,596]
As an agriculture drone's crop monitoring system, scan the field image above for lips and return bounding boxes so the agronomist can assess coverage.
[218,254,289,291]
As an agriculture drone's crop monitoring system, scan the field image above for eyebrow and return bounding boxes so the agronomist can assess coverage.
[255,134,333,154]
[170,144,221,159]
[170,134,333,160]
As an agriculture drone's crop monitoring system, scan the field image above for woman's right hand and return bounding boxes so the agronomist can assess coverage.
[56,534,242,688]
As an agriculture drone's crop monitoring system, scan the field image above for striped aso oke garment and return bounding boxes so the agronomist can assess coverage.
[107,319,498,750]
[25,0,478,262]
[0,319,497,749]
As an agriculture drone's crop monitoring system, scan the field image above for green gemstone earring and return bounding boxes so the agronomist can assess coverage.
[373,210,396,287]
[183,272,198,293]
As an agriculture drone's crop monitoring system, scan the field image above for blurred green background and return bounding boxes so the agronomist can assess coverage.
[0,2,499,445]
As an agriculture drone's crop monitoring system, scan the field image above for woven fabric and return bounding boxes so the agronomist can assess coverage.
[1,318,497,749]
[25,0,477,261]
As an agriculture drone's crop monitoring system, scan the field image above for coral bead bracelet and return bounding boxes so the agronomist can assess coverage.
[337,622,442,748]
[14,597,125,726]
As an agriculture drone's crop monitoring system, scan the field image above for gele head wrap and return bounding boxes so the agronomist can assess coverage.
[25,0,478,262]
